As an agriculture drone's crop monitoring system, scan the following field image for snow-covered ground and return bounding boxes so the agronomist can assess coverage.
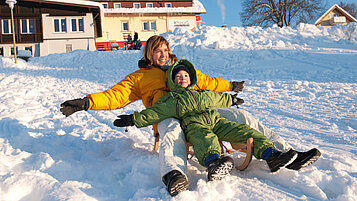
[0,23,356,201]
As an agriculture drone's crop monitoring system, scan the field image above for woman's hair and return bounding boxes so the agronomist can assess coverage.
[143,35,176,66]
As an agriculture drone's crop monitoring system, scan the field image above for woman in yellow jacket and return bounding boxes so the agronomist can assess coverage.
[60,35,320,197]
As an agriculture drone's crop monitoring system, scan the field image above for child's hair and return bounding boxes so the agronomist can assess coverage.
[142,35,176,66]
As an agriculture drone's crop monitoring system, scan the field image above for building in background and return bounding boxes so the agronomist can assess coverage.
[315,4,357,27]
[0,0,103,57]
[92,0,206,50]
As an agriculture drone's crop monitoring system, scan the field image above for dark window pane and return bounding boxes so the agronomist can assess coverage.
[54,19,59,32]
[150,22,156,30]
[143,22,149,30]
[71,19,77,31]
[61,19,66,32]
[123,22,128,31]
[29,19,35,33]
[3,20,9,33]
[22,19,28,33]
[78,18,84,31]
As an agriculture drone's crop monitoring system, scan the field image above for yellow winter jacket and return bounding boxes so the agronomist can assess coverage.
[87,66,232,111]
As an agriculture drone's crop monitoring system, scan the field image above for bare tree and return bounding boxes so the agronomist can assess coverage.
[241,0,323,28]
[339,2,357,18]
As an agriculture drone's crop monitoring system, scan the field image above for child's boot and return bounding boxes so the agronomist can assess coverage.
[162,170,189,196]
[206,155,234,181]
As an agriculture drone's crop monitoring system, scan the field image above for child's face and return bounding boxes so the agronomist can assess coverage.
[174,70,191,88]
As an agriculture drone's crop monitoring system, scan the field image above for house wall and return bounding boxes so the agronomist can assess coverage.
[96,13,198,43]
[40,13,96,55]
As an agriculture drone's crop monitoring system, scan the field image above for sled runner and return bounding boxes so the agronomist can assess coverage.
[153,136,253,171]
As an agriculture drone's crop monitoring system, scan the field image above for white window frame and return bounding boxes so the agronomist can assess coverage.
[122,21,129,31]
[146,3,153,8]
[21,19,35,34]
[102,3,108,8]
[165,3,172,8]
[142,21,156,31]
[53,18,67,33]
[114,3,121,8]
[2,19,15,34]
[134,3,141,8]
[71,18,84,32]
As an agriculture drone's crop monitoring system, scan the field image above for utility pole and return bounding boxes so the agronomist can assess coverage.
[6,0,17,63]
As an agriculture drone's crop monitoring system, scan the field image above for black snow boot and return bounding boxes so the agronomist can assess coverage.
[266,149,297,172]
[286,148,321,170]
[162,170,189,196]
[207,156,234,181]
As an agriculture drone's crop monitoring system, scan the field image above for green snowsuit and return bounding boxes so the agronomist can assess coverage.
[133,59,273,166]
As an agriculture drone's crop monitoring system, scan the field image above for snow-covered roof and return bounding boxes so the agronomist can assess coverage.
[314,4,357,25]
[40,0,104,25]
[104,0,206,14]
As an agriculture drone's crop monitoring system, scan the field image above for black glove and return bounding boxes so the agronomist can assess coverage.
[231,94,244,106]
[232,81,245,93]
[113,114,134,127]
[60,97,89,117]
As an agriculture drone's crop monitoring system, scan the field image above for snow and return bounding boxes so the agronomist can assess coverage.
[0,23,357,200]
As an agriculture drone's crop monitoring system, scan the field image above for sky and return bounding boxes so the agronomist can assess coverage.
[200,0,357,27]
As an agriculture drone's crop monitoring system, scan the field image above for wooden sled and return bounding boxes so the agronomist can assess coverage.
[154,135,253,171]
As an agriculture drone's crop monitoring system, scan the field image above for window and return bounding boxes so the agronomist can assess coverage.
[134,3,141,8]
[143,21,156,31]
[114,3,121,8]
[54,18,67,33]
[150,21,156,30]
[122,21,129,31]
[21,19,35,34]
[0,47,3,56]
[102,3,108,8]
[10,47,18,55]
[165,3,172,8]
[146,3,153,8]
[66,44,72,53]
[25,46,32,54]
[71,18,84,32]
[2,19,16,34]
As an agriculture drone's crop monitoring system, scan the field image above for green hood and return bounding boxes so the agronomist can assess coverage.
[167,59,197,91]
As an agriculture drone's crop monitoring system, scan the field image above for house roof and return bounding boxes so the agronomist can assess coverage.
[314,4,357,25]
[103,0,206,14]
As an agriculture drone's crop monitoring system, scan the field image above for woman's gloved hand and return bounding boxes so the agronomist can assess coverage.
[113,114,134,127]
[232,81,245,93]
[60,97,89,117]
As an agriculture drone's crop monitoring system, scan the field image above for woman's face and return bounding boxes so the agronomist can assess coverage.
[152,43,169,66]
[174,70,191,88]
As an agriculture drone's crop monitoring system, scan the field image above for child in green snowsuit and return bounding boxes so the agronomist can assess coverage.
[114,59,297,181]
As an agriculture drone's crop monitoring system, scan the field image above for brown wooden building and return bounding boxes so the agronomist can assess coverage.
[0,0,103,57]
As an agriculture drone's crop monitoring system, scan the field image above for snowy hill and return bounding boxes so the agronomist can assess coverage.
[0,23,356,201]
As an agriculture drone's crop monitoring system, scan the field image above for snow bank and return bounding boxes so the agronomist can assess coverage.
[0,24,356,200]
